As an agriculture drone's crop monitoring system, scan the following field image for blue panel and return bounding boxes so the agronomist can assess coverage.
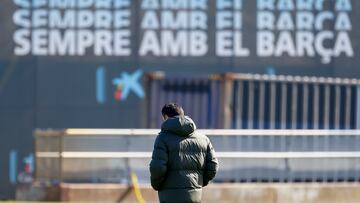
[9,150,17,184]
[96,67,106,104]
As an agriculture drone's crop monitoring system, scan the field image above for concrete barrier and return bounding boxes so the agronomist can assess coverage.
[16,183,60,201]
[59,183,360,203]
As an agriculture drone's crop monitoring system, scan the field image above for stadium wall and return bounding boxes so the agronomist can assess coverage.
[1,0,360,198]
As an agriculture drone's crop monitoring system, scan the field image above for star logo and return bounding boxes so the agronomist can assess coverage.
[112,69,145,101]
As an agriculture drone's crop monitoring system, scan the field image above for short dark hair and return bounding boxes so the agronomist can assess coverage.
[161,103,184,117]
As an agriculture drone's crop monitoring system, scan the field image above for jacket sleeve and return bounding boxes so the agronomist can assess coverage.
[149,135,168,190]
[203,140,218,186]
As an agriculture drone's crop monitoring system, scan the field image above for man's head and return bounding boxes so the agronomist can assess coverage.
[161,103,184,121]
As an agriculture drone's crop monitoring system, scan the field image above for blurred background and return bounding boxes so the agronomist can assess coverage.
[1,0,360,202]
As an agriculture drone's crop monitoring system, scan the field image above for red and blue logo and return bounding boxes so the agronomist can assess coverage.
[112,69,144,101]
[96,67,144,104]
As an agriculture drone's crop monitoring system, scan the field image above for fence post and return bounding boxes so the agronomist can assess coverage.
[220,73,234,129]
[59,130,64,184]
[357,86,360,129]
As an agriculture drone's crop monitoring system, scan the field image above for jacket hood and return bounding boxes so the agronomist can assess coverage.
[161,116,196,137]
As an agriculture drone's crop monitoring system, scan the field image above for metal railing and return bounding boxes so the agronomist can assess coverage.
[145,73,360,129]
[35,129,360,184]
[230,74,360,129]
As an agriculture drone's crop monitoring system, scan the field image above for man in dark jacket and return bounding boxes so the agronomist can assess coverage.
[149,103,219,203]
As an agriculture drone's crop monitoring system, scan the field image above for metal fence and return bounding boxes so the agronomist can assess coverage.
[145,73,224,129]
[230,74,359,129]
[35,129,360,184]
[145,73,360,129]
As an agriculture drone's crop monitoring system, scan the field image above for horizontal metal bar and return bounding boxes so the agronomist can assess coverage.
[36,152,360,159]
[36,152,60,158]
[147,72,360,85]
[61,129,360,136]
[228,74,360,85]
[65,129,160,135]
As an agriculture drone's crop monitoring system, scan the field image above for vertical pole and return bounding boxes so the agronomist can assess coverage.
[248,81,255,129]
[221,74,234,129]
[33,131,37,182]
[280,83,287,129]
[258,82,265,129]
[334,85,341,129]
[269,82,276,129]
[302,84,309,181]
[345,86,351,129]
[291,83,298,129]
[149,77,158,128]
[324,85,330,129]
[280,83,287,181]
[59,131,64,184]
[236,81,244,129]
[356,85,360,181]
[302,84,309,129]
[313,85,320,129]
[357,86,360,129]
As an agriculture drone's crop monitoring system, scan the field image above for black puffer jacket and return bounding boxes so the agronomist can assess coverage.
[149,116,218,203]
